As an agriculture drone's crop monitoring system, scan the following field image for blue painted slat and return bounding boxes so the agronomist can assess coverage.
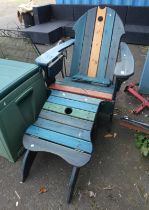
[35,117,91,141]
[70,13,87,76]
[39,110,93,131]
[26,125,92,153]
[47,95,98,112]
[97,8,115,82]
[51,90,100,105]
[105,14,125,81]
[79,7,97,76]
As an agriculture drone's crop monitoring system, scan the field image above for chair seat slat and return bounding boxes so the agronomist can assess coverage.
[35,117,91,141]
[26,125,92,154]
[48,95,98,113]
[39,110,93,131]
[23,135,91,167]
[43,102,96,121]
[51,90,101,105]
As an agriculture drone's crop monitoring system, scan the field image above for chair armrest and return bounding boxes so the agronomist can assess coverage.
[114,42,134,78]
[35,39,75,67]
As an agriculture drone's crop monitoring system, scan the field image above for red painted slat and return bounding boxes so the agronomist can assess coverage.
[49,84,112,100]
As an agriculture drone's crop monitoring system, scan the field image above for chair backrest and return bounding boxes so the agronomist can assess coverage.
[70,6,125,86]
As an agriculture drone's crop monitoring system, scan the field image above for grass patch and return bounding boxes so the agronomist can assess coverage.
[135,133,149,156]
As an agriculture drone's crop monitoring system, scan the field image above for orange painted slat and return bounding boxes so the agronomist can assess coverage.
[88,7,107,78]
[49,84,112,101]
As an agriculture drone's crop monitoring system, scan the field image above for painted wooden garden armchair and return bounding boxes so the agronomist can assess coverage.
[22,7,134,203]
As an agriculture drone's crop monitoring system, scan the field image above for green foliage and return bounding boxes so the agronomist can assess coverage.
[135,133,149,157]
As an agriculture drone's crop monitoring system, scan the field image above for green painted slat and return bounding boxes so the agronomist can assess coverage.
[79,8,97,76]
[51,90,100,105]
[35,117,91,141]
[70,13,87,76]
[43,102,95,121]
[97,8,116,82]
[105,14,125,81]
[26,125,92,153]
[47,96,98,112]
[39,110,93,131]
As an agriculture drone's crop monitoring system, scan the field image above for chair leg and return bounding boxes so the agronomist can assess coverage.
[110,113,113,122]
[22,150,37,182]
[67,166,80,204]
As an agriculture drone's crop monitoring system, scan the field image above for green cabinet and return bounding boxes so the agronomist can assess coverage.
[0,59,47,162]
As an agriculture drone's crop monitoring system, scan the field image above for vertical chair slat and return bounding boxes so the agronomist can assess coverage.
[79,7,97,76]
[70,13,87,76]
[105,14,125,81]
[96,8,116,82]
[87,7,107,78]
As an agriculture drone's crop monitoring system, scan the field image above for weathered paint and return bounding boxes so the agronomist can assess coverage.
[97,8,115,81]
[88,7,107,77]
[43,102,96,121]
[49,84,113,100]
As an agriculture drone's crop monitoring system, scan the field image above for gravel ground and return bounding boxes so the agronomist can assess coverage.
[0,1,149,210]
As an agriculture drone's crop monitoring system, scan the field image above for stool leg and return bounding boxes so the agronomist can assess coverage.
[67,166,80,204]
[22,150,37,182]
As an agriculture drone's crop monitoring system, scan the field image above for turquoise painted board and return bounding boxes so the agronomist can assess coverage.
[97,8,115,82]
[26,125,92,153]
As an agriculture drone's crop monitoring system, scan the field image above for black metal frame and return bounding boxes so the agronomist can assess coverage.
[0,28,41,59]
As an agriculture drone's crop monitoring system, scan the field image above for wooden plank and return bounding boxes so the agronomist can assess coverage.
[47,95,98,113]
[26,125,92,153]
[88,7,107,78]
[51,90,100,105]
[49,83,113,100]
[39,110,93,131]
[35,117,91,141]
[23,135,91,167]
[70,13,87,76]
[105,14,125,81]
[58,77,114,94]
[43,102,96,121]
[79,7,97,76]
[97,8,115,82]
[72,74,110,86]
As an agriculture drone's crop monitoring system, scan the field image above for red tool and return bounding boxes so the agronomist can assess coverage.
[125,83,149,114]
